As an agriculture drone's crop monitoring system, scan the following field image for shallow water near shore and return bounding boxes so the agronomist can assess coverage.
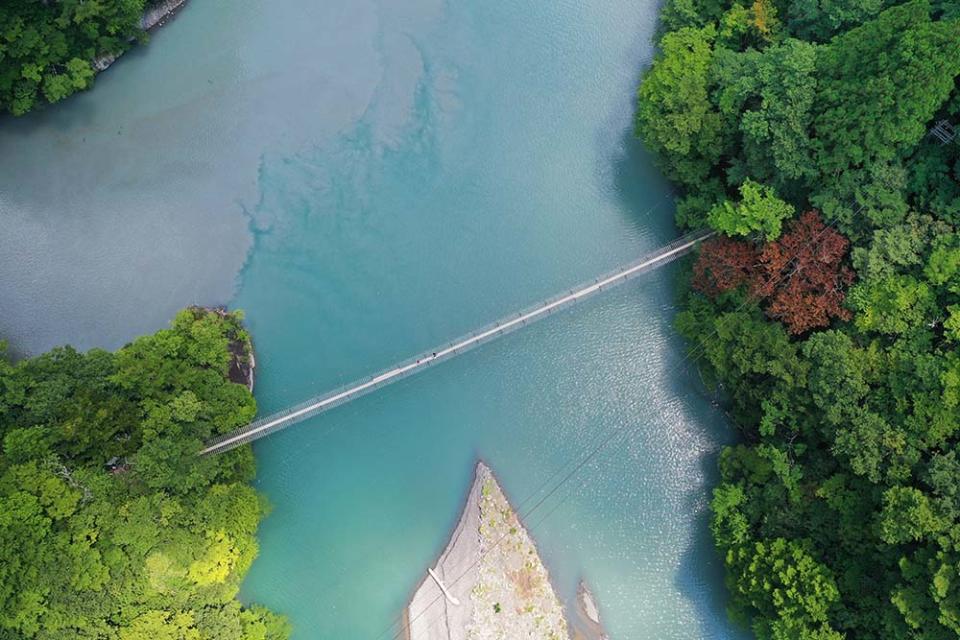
[1,0,746,638]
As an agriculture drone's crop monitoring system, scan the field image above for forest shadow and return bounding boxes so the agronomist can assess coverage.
[674,441,751,639]
[607,119,678,243]
[665,320,749,639]
[602,113,747,634]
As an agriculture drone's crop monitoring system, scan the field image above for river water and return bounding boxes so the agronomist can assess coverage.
[0,1,745,638]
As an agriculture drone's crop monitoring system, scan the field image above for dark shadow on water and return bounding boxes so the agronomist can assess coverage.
[673,442,750,640]
[593,0,672,246]
[0,47,153,137]
[610,126,678,240]
[668,331,750,640]
[2,339,29,364]
[601,105,745,634]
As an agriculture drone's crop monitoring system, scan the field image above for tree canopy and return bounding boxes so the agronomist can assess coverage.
[0,0,158,115]
[707,179,795,240]
[0,309,289,640]
[639,0,960,636]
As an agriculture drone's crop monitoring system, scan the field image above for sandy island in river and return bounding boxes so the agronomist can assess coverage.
[405,462,607,640]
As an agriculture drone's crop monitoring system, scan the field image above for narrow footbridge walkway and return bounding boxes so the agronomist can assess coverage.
[201,229,713,455]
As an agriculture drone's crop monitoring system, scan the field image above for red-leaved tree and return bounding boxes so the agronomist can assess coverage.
[692,236,759,296]
[692,211,855,334]
[753,211,854,334]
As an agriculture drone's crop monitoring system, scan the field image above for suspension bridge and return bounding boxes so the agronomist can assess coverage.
[200,228,714,455]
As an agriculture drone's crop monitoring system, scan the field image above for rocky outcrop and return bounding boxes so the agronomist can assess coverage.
[141,0,190,31]
[405,462,571,640]
[227,328,256,393]
[93,0,190,71]
[572,581,609,640]
[190,306,255,392]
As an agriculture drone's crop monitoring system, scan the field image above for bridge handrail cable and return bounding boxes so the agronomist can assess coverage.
[201,228,713,455]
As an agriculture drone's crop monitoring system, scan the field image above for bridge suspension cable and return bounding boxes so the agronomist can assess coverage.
[200,228,714,455]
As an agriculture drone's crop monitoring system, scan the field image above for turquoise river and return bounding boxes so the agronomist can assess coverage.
[0,1,748,638]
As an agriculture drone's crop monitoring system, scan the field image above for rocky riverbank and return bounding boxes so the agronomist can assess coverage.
[141,0,191,31]
[406,462,603,640]
[93,0,190,71]
[190,306,255,392]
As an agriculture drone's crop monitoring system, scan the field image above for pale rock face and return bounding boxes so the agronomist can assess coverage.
[573,582,609,640]
[579,585,600,625]
[141,0,190,30]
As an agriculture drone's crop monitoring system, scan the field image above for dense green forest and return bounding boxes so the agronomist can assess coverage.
[636,0,960,637]
[0,309,289,640]
[0,0,159,115]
